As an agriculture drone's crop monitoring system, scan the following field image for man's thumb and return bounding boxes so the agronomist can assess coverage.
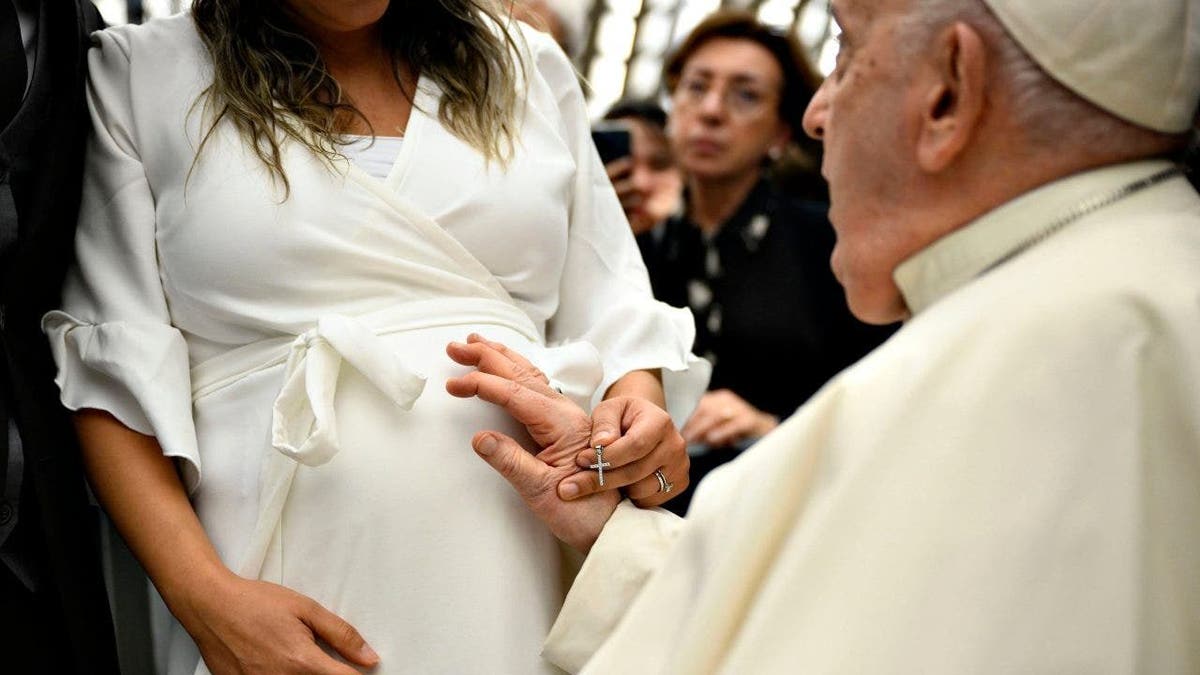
[472,432,548,497]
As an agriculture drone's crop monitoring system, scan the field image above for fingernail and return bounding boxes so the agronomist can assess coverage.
[559,482,580,499]
[361,644,380,663]
[477,436,497,456]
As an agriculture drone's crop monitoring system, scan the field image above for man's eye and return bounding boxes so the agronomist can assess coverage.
[683,79,708,95]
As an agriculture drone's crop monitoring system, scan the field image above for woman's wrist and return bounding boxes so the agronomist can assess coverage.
[603,369,665,408]
[159,556,240,632]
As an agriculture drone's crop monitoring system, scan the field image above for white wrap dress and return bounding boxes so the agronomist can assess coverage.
[43,15,705,675]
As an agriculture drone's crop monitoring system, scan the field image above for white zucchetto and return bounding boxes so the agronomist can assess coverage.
[982,0,1200,133]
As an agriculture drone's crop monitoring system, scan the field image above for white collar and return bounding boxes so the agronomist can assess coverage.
[893,159,1177,316]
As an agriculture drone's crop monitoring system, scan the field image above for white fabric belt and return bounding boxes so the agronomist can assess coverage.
[186,297,549,583]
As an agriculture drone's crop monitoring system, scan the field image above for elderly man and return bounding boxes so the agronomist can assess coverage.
[446,0,1200,672]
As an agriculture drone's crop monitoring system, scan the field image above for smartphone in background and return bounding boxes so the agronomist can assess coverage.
[591,121,632,164]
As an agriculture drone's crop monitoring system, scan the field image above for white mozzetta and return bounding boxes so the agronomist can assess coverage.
[545,160,1200,674]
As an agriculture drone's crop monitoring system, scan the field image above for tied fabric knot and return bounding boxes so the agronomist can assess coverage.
[271,314,427,466]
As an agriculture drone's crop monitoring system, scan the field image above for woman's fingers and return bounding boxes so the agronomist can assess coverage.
[680,397,721,443]
[581,398,676,470]
[299,598,379,671]
[194,578,373,675]
[557,446,689,505]
[681,390,755,446]
[627,467,688,508]
[703,416,754,447]
[559,396,688,503]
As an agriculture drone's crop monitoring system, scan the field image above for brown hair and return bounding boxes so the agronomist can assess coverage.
[191,0,524,196]
[663,10,819,131]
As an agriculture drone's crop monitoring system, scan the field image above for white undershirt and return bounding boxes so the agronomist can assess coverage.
[340,135,404,179]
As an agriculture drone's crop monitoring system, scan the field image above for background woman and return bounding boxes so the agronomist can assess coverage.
[601,99,685,238]
[643,10,893,514]
[44,0,702,672]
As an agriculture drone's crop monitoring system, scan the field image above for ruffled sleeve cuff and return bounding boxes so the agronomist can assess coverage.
[589,299,711,427]
[43,310,203,493]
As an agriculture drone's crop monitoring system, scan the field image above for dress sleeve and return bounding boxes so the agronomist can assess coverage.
[42,28,202,493]
[529,34,710,423]
[542,500,684,673]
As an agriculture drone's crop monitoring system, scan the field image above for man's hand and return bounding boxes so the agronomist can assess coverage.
[681,389,778,449]
[182,573,378,675]
[445,335,688,508]
[445,334,591,465]
[470,431,618,553]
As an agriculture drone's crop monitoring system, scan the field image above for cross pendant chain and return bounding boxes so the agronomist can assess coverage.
[589,444,612,486]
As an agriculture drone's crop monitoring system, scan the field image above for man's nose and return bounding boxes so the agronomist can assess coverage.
[802,78,830,140]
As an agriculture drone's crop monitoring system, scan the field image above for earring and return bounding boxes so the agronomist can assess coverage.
[767,146,784,161]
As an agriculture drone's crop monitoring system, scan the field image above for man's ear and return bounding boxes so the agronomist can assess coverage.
[916,21,987,173]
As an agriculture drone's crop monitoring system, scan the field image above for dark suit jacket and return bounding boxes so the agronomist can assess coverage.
[0,1,119,672]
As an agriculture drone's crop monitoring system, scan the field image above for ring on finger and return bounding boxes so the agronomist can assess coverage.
[654,469,674,494]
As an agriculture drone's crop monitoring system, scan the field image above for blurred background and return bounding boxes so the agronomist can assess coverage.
[92,0,839,120]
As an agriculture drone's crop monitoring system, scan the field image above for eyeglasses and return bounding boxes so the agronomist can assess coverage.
[672,75,779,117]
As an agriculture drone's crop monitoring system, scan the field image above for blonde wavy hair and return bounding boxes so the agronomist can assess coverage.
[191,0,525,195]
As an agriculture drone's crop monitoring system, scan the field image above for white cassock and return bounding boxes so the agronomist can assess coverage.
[544,160,1200,674]
[42,15,706,675]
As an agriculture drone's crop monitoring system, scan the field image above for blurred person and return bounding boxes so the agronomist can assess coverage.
[602,100,684,237]
[42,0,705,673]
[0,0,120,672]
[508,0,571,54]
[649,10,893,514]
[452,0,1200,672]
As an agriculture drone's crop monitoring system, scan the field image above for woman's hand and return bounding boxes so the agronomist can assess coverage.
[566,395,689,508]
[681,389,779,449]
[73,410,377,675]
[182,573,379,675]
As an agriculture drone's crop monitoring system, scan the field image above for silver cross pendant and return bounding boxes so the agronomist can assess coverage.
[589,444,612,487]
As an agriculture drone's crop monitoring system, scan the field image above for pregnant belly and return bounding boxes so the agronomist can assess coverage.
[278,323,565,672]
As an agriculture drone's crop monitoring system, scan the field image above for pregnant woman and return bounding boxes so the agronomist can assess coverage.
[44,1,704,672]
